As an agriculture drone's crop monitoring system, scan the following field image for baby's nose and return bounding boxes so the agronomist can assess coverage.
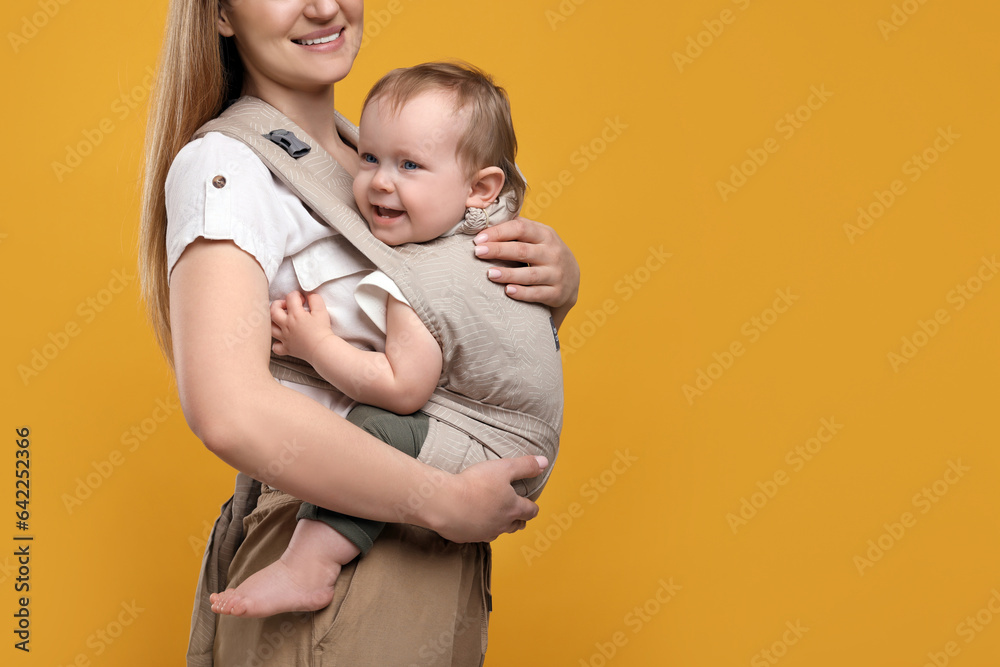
[371,168,393,191]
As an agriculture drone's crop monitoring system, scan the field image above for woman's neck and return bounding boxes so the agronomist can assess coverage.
[244,82,356,169]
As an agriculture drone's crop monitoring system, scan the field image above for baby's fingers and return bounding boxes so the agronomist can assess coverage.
[285,291,306,313]
[269,299,287,321]
[306,292,328,313]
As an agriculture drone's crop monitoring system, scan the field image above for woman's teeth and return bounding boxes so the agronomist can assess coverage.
[294,31,341,45]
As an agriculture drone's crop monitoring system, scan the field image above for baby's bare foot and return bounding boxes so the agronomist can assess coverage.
[210,519,360,618]
[210,559,340,617]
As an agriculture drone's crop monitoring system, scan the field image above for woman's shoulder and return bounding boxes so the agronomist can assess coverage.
[167,132,273,192]
[164,132,291,283]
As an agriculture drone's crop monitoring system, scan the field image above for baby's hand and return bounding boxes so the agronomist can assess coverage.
[270,291,334,361]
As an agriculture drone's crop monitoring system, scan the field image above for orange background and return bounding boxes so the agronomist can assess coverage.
[4,0,1000,665]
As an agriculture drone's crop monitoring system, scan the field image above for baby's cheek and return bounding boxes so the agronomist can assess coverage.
[352,179,368,215]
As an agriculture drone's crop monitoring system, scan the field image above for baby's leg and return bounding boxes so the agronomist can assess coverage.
[210,517,360,618]
[211,407,429,618]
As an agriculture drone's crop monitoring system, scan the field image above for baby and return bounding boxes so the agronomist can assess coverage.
[210,62,562,618]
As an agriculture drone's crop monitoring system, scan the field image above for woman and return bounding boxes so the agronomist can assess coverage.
[140,0,579,664]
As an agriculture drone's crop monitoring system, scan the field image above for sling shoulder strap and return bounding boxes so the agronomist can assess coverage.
[195,96,404,271]
[194,96,421,387]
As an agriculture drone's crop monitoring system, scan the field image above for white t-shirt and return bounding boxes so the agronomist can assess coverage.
[165,132,389,416]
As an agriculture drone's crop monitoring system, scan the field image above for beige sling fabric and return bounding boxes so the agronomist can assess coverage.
[185,96,562,665]
[195,96,563,493]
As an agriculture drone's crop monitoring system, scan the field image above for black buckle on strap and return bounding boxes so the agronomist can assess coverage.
[263,129,311,158]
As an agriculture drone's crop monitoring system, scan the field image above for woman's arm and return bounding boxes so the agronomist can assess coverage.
[473,216,581,329]
[170,238,544,542]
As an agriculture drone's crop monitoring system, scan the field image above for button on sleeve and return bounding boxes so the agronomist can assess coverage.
[204,172,232,237]
[165,133,289,284]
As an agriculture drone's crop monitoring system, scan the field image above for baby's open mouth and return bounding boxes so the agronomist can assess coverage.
[375,206,404,219]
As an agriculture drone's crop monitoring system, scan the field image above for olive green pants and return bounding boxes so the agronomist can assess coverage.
[296,405,430,556]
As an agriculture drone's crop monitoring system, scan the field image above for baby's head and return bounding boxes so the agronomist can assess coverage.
[352,62,526,246]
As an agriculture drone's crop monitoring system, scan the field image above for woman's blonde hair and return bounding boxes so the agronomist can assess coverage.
[139,0,242,366]
[363,61,527,212]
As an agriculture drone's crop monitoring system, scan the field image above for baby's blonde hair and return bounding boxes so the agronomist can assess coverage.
[363,61,526,212]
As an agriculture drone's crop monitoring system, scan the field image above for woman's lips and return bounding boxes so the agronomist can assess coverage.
[291,27,344,47]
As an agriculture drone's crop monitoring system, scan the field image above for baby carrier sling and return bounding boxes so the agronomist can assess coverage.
[195,96,563,483]
[186,96,564,665]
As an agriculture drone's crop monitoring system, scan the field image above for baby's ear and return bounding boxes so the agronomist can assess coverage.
[466,167,505,208]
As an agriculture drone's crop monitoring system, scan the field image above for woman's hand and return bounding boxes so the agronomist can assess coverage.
[425,455,549,543]
[473,216,580,328]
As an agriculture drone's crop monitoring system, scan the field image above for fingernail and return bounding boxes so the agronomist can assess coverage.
[474,245,488,257]
[487,269,501,279]
[473,233,488,244]
[506,285,518,295]
[535,456,548,468]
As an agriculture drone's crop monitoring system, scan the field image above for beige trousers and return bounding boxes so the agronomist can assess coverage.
[213,485,490,667]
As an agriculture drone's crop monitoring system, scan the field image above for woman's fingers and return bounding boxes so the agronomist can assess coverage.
[474,217,548,245]
[486,262,567,307]
[500,455,548,526]
[475,239,557,267]
[473,218,557,264]
[504,454,549,484]
[473,217,580,311]
[500,283,563,305]
[436,455,548,543]
[487,262,560,290]
[509,520,527,534]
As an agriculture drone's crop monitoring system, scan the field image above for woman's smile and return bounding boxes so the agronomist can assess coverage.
[291,26,344,49]
[217,0,364,94]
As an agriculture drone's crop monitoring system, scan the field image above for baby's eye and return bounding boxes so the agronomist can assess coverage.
[361,153,378,164]
[402,160,420,170]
